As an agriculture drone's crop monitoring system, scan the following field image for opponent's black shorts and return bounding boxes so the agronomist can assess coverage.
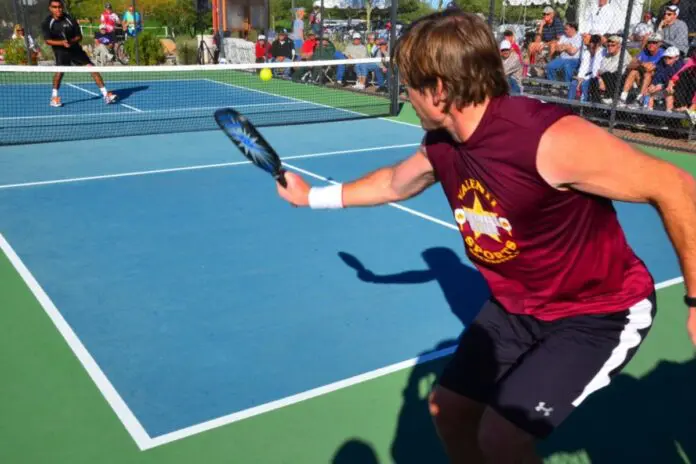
[438,292,657,438]
[54,46,93,66]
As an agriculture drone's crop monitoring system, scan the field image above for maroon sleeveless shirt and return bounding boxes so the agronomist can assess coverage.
[424,95,654,321]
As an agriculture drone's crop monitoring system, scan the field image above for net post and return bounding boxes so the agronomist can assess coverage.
[608,0,636,132]
[218,0,226,62]
[133,0,140,65]
[388,0,399,116]
[487,0,494,28]
[318,0,325,56]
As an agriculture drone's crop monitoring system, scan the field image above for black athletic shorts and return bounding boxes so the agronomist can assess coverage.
[438,292,657,438]
[54,46,93,66]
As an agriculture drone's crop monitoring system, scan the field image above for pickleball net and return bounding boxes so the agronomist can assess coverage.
[0,57,399,145]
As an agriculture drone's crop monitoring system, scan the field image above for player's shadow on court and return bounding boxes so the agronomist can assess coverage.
[332,438,380,464]
[59,86,149,107]
[330,339,459,464]
[111,85,149,102]
[338,247,489,327]
[540,357,696,463]
[335,248,492,463]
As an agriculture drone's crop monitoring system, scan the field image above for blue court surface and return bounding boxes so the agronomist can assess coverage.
[0,110,681,444]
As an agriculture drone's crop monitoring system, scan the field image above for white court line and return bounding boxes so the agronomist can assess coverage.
[66,83,143,113]
[0,143,420,190]
[147,276,684,449]
[203,78,388,122]
[0,101,309,122]
[0,234,152,450]
[655,276,684,289]
[202,77,423,130]
[146,344,459,449]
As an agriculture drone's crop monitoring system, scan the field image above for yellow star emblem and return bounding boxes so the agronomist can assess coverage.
[462,192,502,242]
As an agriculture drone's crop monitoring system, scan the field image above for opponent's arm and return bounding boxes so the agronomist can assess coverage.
[277,148,437,208]
[537,115,696,344]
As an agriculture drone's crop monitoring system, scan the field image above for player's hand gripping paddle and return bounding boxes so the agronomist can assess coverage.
[214,108,287,187]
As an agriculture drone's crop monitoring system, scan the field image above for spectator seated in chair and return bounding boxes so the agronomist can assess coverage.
[270,30,295,77]
[591,35,632,104]
[545,22,583,82]
[646,46,684,110]
[93,25,114,65]
[299,31,317,60]
[657,4,689,56]
[255,34,271,63]
[619,32,665,107]
[569,34,604,101]
[341,32,369,89]
[528,6,564,74]
[665,46,696,114]
[500,39,523,93]
[365,37,389,92]
[293,37,341,84]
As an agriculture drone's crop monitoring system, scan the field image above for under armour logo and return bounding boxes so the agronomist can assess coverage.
[535,402,553,417]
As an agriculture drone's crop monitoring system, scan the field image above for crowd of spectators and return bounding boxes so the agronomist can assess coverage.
[500,0,696,117]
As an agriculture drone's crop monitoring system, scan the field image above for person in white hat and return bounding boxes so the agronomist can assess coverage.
[255,34,271,63]
[657,4,689,56]
[499,39,523,93]
[646,45,685,110]
[342,32,369,89]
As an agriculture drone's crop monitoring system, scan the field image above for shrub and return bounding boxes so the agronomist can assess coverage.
[123,32,166,65]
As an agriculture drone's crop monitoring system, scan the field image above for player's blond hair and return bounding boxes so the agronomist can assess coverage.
[392,10,508,111]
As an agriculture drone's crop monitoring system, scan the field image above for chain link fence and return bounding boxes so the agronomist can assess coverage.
[486,0,696,152]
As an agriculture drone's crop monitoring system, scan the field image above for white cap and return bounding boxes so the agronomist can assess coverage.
[666,4,679,16]
[258,34,266,40]
[313,0,320,6]
[664,46,680,57]
[352,32,361,39]
[499,39,512,50]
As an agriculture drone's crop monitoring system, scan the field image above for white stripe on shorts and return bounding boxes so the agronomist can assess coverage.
[571,297,654,407]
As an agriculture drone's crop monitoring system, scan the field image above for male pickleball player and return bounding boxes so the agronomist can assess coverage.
[276,9,696,464]
[42,0,116,107]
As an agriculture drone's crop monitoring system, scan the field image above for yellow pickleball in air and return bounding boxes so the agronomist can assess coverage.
[260,68,272,81]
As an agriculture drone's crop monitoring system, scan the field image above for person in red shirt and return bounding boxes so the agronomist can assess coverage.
[299,31,317,60]
[275,8,696,464]
[255,34,271,63]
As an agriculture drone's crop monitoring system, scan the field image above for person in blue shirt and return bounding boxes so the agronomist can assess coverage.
[646,46,686,110]
[122,5,141,37]
[619,32,665,106]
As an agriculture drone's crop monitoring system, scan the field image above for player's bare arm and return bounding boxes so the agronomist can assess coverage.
[45,38,68,47]
[537,115,696,344]
[277,149,437,207]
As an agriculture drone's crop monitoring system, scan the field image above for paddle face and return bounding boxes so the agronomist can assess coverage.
[214,108,287,187]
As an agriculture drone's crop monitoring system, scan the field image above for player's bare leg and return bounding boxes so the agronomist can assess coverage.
[89,69,117,104]
[430,385,542,464]
[51,72,64,107]
[429,386,486,463]
[478,407,543,464]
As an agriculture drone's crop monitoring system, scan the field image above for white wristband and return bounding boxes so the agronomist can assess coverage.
[308,184,344,209]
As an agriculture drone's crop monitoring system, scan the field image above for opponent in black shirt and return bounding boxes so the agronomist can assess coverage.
[42,0,116,107]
